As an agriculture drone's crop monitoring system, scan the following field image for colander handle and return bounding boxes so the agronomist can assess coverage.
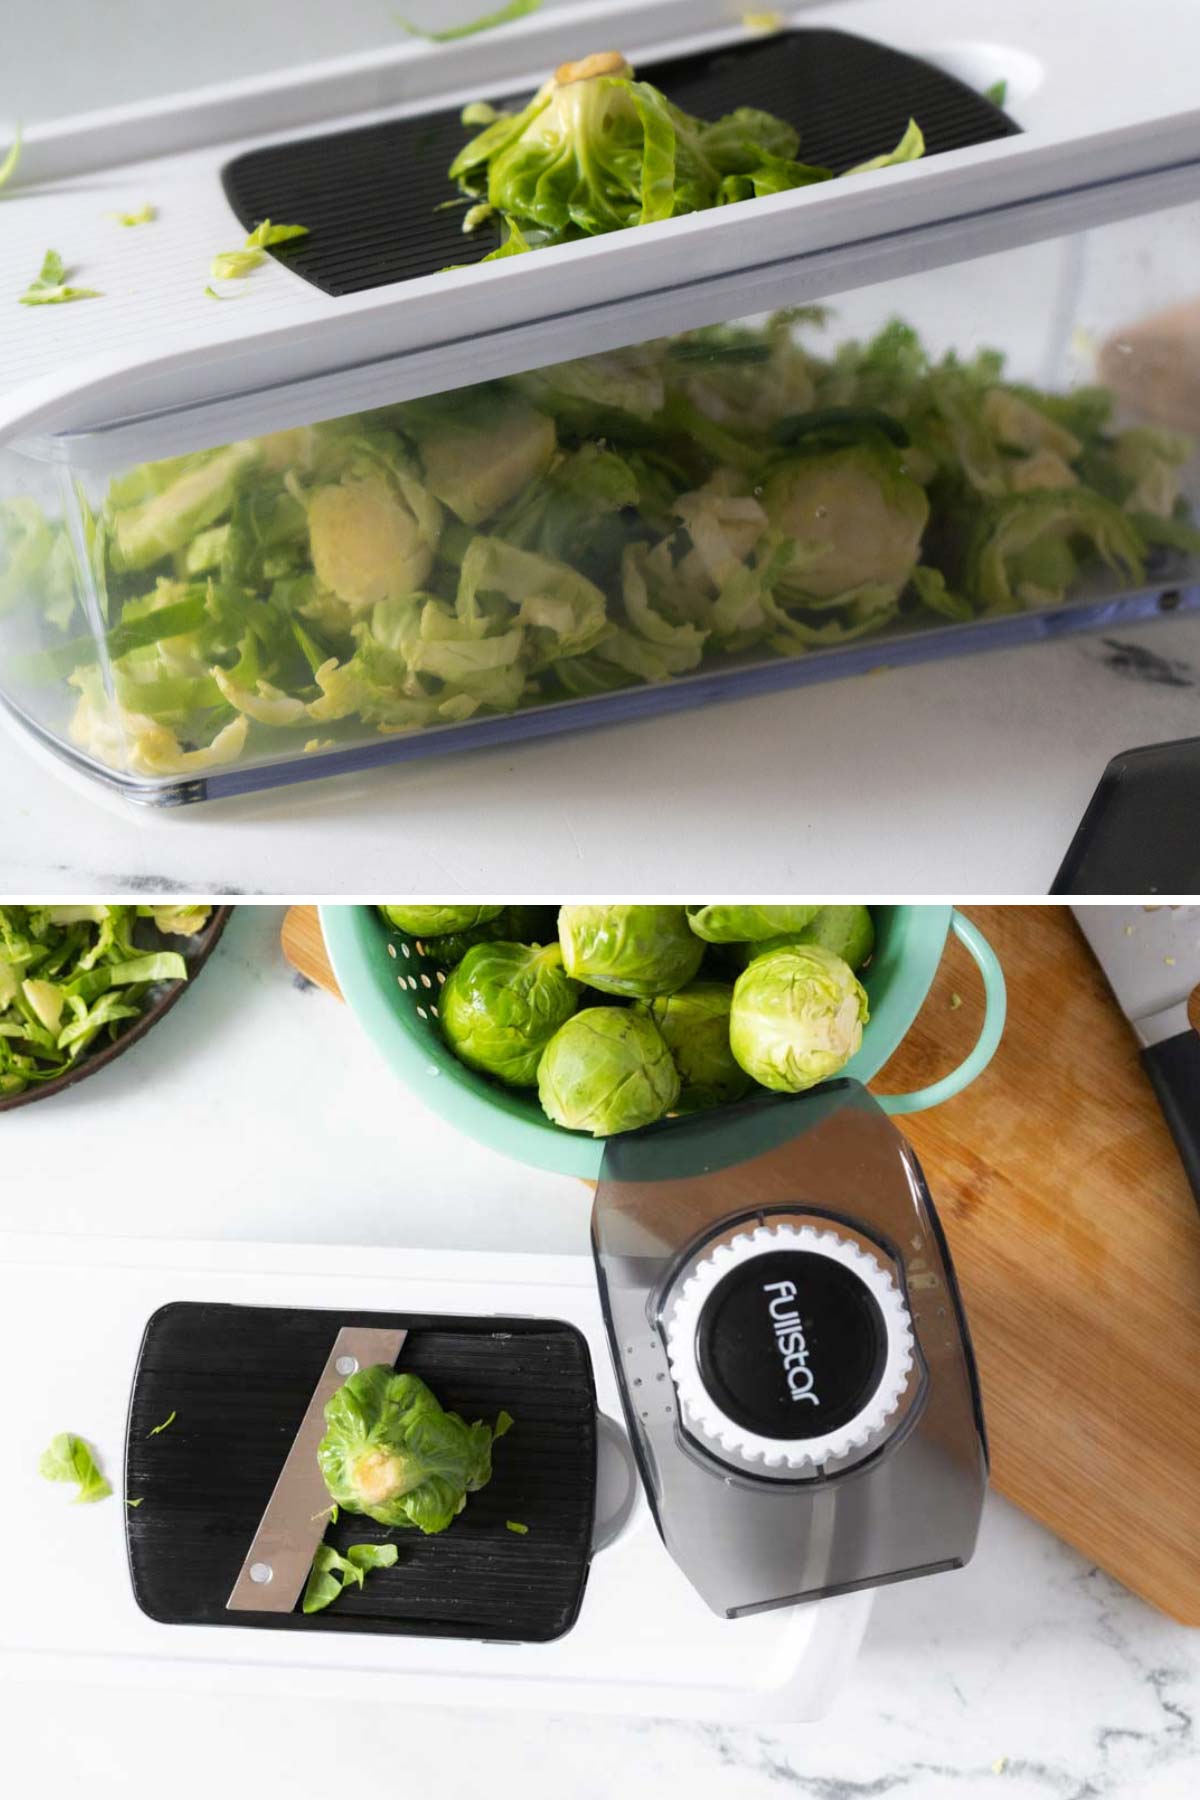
[875,911,1006,1117]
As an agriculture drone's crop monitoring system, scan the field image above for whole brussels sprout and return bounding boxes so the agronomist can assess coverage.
[761,445,928,603]
[559,905,703,998]
[637,981,751,1111]
[686,904,821,945]
[730,944,869,1093]
[538,1006,680,1135]
[418,905,561,971]
[796,905,875,971]
[440,941,580,1087]
[378,904,504,938]
[739,906,875,973]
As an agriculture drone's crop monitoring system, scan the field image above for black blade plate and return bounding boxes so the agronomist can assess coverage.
[222,26,1018,297]
[125,1301,597,1643]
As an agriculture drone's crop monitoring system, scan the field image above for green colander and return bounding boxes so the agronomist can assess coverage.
[320,905,1005,1179]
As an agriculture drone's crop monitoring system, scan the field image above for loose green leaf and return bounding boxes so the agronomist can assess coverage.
[210,249,264,280]
[204,284,242,300]
[40,1433,112,1503]
[984,78,1008,106]
[303,1544,349,1613]
[461,101,503,127]
[244,219,309,249]
[147,1409,177,1437]
[396,0,541,42]
[19,248,101,306]
[505,1520,529,1534]
[0,124,21,192]
[111,203,156,226]
[302,1540,398,1613]
[844,118,925,177]
[345,1543,399,1573]
[126,1497,144,1508]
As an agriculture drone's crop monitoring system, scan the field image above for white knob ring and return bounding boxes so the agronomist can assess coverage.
[665,1223,915,1470]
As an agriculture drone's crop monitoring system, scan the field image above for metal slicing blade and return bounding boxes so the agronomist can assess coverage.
[225,1324,406,1614]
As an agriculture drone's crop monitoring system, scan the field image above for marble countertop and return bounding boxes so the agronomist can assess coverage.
[3,908,1196,1796]
[3,611,1199,896]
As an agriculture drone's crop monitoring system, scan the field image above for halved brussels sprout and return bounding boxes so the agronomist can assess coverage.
[760,445,928,603]
[538,1006,680,1134]
[440,941,580,1086]
[559,905,703,997]
[687,904,821,944]
[637,980,751,1111]
[317,1363,511,1534]
[379,905,504,938]
[730,943,868,1092]
[305,464,442,612]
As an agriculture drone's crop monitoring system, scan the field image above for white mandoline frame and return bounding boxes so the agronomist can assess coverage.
[3,0,1200,459]
[0,1231,873,1721]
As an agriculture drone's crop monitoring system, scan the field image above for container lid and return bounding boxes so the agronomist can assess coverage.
[3,0,1199,457]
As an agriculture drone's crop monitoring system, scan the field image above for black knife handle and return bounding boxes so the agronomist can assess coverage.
[1141,1031,1200,1212]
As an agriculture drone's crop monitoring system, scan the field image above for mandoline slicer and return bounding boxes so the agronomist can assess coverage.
[4,0,1199,454]
[124,1083,986,1640]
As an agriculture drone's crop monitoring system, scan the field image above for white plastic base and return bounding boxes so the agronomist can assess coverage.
[0,1232,872,1721]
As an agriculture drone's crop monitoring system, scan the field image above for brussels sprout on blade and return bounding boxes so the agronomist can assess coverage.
[559,905,703,998]
[379,905,504,937]
[441,941,580,1086]
[538,1007,680,1135]
[318,1364,512,1534]
[687,904,820,944]
[730,944,869,1093]
[637,981,751,1111]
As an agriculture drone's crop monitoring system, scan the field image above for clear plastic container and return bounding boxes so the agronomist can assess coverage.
[3,199,1199,804]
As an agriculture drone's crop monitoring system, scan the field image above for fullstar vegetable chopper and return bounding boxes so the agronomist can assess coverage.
[106,1084,985,1680]
[4,0,1199,807]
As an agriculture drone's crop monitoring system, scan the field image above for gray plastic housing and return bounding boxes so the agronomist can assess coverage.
[591,1081,987,1619]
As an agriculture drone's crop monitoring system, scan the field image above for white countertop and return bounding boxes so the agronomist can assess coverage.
[3,610,1199,896]
[3,906,1197,1794]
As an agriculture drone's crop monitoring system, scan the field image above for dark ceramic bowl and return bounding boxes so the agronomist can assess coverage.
[0,905,232,1113]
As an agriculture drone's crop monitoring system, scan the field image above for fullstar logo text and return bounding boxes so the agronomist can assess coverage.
[764,1280,819,1406]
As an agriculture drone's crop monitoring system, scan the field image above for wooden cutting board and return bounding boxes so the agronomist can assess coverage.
[282,905,1200,1625]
